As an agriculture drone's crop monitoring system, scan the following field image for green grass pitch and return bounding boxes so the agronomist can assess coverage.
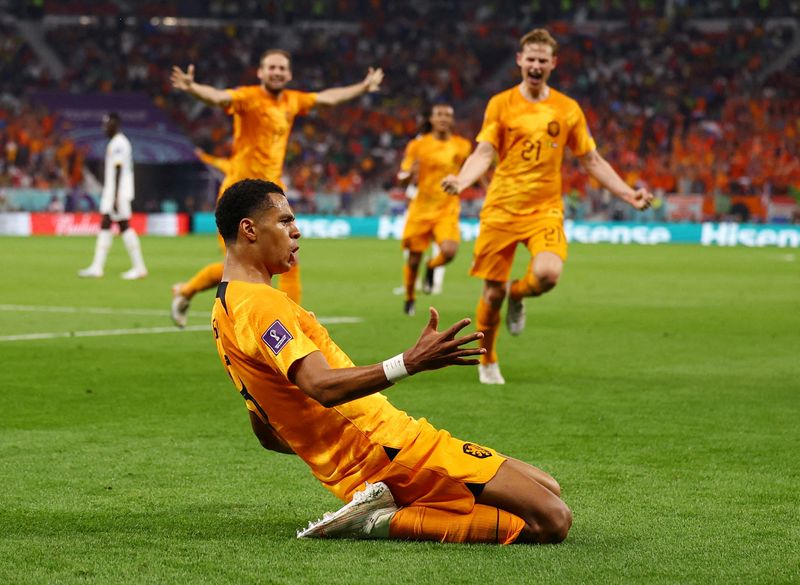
[1,235,798,584]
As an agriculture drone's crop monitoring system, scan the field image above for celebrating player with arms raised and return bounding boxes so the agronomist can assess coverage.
[169,49,383,326]
[443,28,653,384]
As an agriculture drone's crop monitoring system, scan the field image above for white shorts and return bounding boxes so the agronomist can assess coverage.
[99,193,132,221]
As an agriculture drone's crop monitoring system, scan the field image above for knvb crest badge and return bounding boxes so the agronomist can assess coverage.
[547,121,560,137]
[262,320,293,355]
[463,443,493,459]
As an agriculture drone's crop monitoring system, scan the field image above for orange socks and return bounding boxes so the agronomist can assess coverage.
[476,296,500,364]
[180,262,224,298]
[426,252,446,270]
[278,264,302,304]
[389,504,525,544]
[510,273,543,300]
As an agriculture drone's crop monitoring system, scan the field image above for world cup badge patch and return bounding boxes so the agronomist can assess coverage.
[262,320,293,355]
[463,442,493,459]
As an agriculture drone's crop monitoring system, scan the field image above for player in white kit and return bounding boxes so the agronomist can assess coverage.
[79,113,147,280]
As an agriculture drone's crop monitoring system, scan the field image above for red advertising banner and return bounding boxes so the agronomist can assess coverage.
[19,213,189,235]
[29,213,148,235]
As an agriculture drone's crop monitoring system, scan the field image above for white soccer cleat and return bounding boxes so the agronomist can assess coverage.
[478,362,506,385]
[296,481,398,539]
[171,283,190,329]
[505,281,526,336]
[121,268,148,280]
[78,267,103,278]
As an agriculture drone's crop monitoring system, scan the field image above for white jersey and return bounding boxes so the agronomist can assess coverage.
[100,132,134,218]
[103,132,134,200]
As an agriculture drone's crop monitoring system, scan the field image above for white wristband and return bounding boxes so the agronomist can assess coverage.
[382,353,409,383]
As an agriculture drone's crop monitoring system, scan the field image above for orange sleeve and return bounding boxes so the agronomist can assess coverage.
[475,96,503,150]
[400,138,419,173]
[197,151,231,174]
[294,91,318,116]
[239,291,320,380]
[296,308,357,369]
[566,104,596,157]
[226,86,252,115]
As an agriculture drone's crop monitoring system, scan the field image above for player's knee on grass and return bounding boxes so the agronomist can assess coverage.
[516,500,572,545]
[100,215,112,230]
[118,219,130,232]
[539,475,561,498]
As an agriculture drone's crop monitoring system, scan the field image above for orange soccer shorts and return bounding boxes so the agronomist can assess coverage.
[470,214,568,283]
[402,210,461,253]
[374,418,506,514]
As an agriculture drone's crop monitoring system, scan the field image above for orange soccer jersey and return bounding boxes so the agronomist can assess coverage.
[212,280,422,499]
[476,86,596,224]
[221,86,317,193]
[212,280,505,508]
[400,133,472,221]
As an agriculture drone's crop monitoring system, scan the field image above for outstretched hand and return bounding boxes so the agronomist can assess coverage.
[441,174,461,195]
[170,64,195,91]
[629,187,655,211]
[402,307,485,375]
[363,67,384,92]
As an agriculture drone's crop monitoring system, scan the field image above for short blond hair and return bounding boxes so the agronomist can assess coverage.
[519,29,558,54]
[260,48,292,68]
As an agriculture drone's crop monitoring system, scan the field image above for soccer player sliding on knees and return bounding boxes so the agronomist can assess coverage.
[211,178,572,544]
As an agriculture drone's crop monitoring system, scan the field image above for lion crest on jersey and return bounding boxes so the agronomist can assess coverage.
[547,121,560,137]
[463,442,493,459]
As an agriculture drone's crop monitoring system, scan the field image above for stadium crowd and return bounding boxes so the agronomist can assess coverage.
[27,0,800,20]
[0,19,84,197]
[1,1,798,219]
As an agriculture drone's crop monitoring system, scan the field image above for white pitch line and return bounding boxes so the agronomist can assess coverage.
[316,316,363,324]
[0,304,364,325]
[0,325,210,342]
[0,312,362,343]
[0,304,168,316]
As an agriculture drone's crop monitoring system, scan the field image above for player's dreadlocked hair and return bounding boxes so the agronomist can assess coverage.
[215,179,286,243]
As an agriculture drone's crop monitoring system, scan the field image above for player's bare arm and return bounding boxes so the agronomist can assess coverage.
[578,149,654,210]
[170,64,232,107]
[315,67,384,106]
[442,141,496,194]
[289,308,484,407]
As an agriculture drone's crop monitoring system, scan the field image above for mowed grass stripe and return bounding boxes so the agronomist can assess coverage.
[0,235,798,585]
